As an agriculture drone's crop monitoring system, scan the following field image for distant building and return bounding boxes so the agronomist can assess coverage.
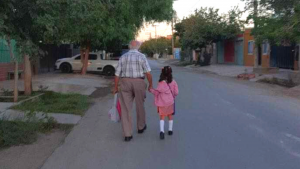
[166,35,173,40]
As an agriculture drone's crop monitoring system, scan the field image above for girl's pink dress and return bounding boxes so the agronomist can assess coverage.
[150,80,179,116]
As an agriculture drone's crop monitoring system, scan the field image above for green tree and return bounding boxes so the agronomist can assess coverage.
[242,0,300,45]
[140,38,170,57]
[175,7,243,50]
[38,0,174,74]
[0,0,44,98]
[0,0,19,101]
[174,7,243,65]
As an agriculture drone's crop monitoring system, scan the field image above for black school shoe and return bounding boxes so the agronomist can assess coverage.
[160,132,165,140]
[124,136,133,142]
[138,125,147,134]
[168,131,173,136]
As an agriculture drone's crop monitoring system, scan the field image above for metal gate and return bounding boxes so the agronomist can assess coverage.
[39,44,73,73]
[270,45,295,70]
[224,40,235,63]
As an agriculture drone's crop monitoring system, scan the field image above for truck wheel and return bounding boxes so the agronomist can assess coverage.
[60,63,72,73]
[104,66,115,76]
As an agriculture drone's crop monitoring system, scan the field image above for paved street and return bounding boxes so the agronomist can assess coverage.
[41,60,300,169]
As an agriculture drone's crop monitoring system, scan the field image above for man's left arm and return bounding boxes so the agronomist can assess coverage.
[142,56,153,91]
[146,72,153,92]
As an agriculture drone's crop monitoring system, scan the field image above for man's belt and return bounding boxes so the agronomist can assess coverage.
[122,77,145,80]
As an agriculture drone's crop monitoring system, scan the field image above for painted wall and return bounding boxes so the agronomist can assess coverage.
[235,36,244,65]
[224,39,235,63]
[261,55,270,68]
[261,42,270,68]
[0,39,24,81]
[218,37,244,65]
[217,41,224,64]
[244,29,255,67]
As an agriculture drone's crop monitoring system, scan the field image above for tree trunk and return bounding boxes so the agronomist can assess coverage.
[254,45,259,68]
[80,47,85,72]
[6,37,19,102]
[298,45,300,71]
[13,62,19,102]
[24,55,32,95]
[81,41,91,75]
[80,46,85,64]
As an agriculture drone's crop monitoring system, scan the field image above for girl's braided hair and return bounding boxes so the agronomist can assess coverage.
[159,66,173,84]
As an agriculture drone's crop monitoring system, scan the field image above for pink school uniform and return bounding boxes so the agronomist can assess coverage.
[150,80,179,116]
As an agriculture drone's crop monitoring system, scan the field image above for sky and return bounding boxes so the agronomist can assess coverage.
[136,0,248,42]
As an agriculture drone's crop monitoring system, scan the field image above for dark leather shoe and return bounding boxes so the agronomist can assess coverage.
[138,125,147,134]
[124,136,133,142]
[168,131,173,136]
[160,132,165,140]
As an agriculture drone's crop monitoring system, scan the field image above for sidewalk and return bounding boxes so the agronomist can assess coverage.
[186,64,253,77]
[0,73,110,96]
[0,73,113,124]
[0,109,82,124]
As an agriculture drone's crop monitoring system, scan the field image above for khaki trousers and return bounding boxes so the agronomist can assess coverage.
[119,78,147,137]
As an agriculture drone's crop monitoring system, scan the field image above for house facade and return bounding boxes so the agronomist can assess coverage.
[0,39,24,81]
[217,29,300,71]
[217,34,244,65]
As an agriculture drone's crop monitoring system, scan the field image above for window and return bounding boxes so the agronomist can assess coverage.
[75,56,81,60]
[89,54,97,60]
[262,42,268,55]
[248,41,254,55]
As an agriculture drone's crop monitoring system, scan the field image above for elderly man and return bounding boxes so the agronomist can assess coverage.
[114,40,153,142]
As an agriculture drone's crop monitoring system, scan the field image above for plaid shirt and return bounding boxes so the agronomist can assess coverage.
[115,50,151,78]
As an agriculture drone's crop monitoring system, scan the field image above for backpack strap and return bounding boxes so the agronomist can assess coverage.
[167,83,175,99]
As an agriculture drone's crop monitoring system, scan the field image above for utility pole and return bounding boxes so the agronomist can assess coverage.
[153,25,158,41]
[171,11,175,58]
[145,32,152,40]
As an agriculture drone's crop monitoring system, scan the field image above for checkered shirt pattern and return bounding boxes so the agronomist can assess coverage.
[115,50,151,78]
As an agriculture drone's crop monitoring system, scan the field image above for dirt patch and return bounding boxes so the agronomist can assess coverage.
[89,87,112,98]
[258,78,298,88]
[0,130,67,169]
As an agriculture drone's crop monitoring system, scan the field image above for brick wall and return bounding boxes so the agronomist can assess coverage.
[0,63,24,81]
[244,29,255,67]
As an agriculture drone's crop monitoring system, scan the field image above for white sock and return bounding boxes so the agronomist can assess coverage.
[160,120,164,133]
[169,120,173,131]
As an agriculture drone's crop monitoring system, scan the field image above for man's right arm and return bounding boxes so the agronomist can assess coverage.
[113,76,120,94]
[113,58,122,94]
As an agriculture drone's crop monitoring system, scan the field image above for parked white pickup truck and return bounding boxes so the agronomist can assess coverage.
[55,52,119,76]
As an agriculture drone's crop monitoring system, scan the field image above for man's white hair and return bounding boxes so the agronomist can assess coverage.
[129,40,142,50]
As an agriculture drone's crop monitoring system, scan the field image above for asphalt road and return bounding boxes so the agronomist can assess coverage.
[41,60,300,169]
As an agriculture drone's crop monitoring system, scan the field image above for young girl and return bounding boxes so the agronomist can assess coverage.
[150,66,179,140]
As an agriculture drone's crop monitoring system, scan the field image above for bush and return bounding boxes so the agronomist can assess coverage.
[0,114,59,148]
[0,120,39,148]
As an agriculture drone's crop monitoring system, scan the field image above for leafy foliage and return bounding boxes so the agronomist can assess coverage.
[37,0,173,73]
[0,0,44,58]
[175,7,243,50]
[38,0,174,48]
[243,0,300,45]
[140,38,170,57]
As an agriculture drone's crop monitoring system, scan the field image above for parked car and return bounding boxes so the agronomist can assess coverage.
[55,52,118,76]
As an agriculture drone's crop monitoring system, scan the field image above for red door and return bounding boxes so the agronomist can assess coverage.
[224,40,235,63]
